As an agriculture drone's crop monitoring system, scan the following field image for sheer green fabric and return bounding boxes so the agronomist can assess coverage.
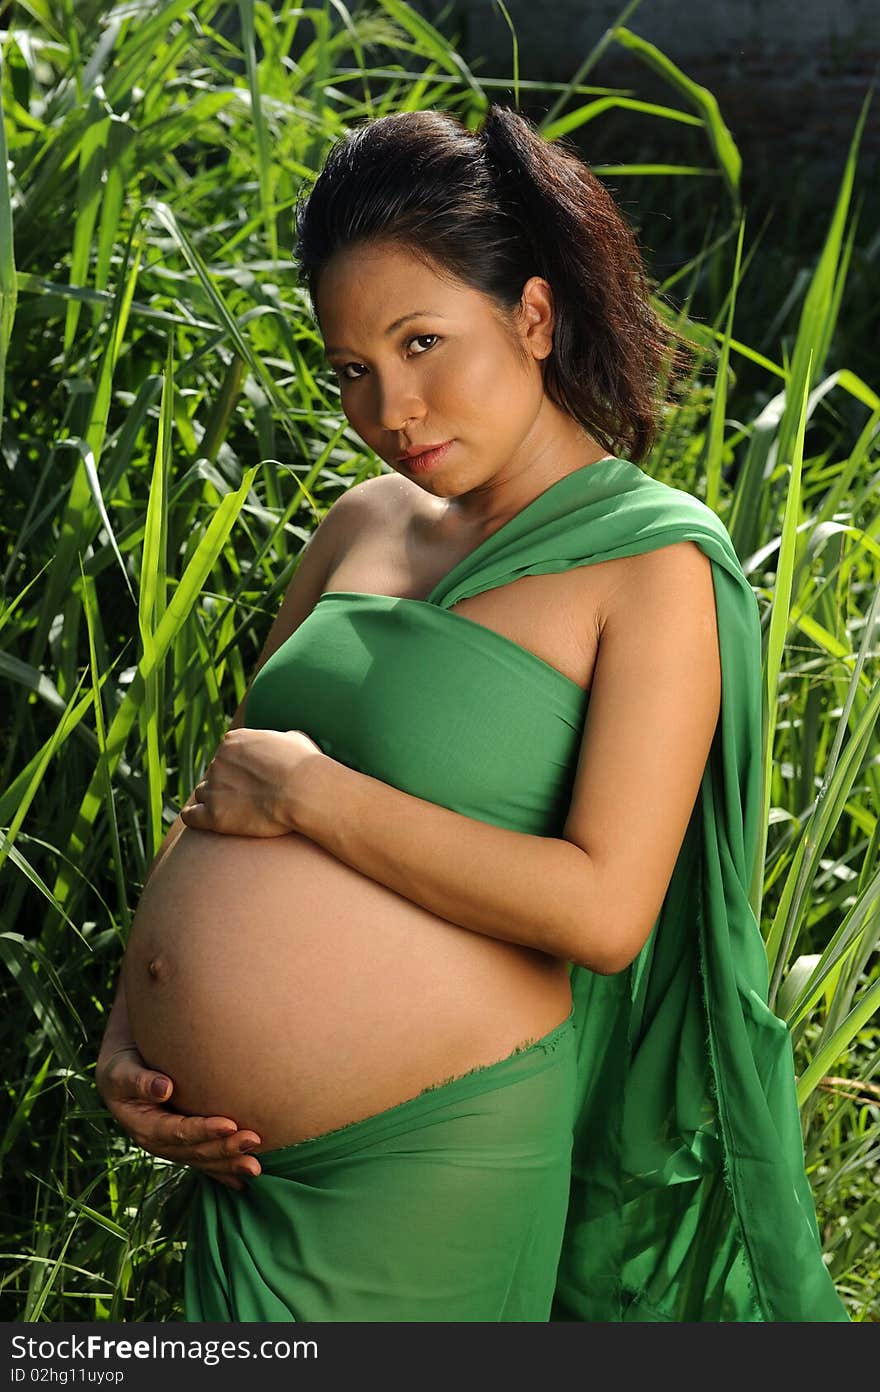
[185,1011,578,1320]
[202,455,847,1322]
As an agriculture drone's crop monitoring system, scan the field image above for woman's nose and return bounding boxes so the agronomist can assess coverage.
[373,377,424,433]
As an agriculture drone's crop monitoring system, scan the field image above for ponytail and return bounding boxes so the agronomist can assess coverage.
[295,103,697,463]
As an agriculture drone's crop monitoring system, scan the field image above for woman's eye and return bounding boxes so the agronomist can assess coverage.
[335,334,439,382]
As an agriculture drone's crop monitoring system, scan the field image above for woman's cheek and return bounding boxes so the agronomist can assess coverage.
[435,350,494,416]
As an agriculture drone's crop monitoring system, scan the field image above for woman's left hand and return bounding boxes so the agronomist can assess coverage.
[179,728,325,837]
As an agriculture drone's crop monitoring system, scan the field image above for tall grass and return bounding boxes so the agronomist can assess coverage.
[1,1,878,1321]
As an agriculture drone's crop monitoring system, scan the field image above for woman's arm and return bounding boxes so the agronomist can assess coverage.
[292,756,609,966]
[285,542,722,975]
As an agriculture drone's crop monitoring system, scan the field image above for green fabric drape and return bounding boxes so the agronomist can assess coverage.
[421,456,847,1321]
[185,1012,579,1320]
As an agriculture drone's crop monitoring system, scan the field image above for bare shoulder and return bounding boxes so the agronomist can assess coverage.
[332,469,422,512]
[601,540,716,628]
[327,470,425,535]
[631,538,712,574]
[620,538,713,584]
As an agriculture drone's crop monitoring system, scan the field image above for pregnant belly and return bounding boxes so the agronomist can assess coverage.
[122,826,572,1151]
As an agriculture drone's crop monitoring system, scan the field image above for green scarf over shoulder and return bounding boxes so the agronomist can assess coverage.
[428,456,848,1322]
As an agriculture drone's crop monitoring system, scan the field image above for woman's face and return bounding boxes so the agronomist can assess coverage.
[314,239,562,498]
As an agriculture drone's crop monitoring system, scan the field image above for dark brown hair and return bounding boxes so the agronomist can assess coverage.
[293,104,697,464]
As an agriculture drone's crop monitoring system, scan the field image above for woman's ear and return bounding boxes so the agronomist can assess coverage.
[518,275,555,362]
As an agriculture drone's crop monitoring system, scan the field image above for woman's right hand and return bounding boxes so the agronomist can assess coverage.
[96,1045,263,1192]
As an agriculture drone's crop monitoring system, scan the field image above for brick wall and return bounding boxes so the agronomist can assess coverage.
[408,1,880,205]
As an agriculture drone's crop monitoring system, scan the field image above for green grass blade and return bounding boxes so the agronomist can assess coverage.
[0,1050,52,1176]
[239,0,277,261]
[773,89,872,476]
[0,58,18,438]
[765,586,880,998]
[0,664,89,880]
[703,214,745,512]
[63,100,107,352]
[492,0,519,109]
[56,438,136,605]
[796,977,880,1106]
[542,0,645,128]
[609,24,741,206]
[375,0,486,102]
[543,96,703,141]
[138,342,173,856]
[591,164,719,177]
[783,867,880,1032]
[50,464,259,919]
[79,555,130,933]
[26,232,143,670]
[752,355,811,926]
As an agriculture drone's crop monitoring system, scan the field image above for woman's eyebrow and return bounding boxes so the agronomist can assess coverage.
[324,310,446,356]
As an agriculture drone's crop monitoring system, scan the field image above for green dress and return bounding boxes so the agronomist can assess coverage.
[185,456,849,1322]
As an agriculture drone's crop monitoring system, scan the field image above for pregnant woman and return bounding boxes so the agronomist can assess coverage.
[97,105,848,1322]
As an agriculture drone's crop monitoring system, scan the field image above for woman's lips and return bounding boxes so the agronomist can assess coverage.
[399,440,454,473]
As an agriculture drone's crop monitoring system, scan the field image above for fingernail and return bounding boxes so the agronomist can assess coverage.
[150,1077,170,1099]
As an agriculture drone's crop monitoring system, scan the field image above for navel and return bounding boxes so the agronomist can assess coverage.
[147,954,170,984]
